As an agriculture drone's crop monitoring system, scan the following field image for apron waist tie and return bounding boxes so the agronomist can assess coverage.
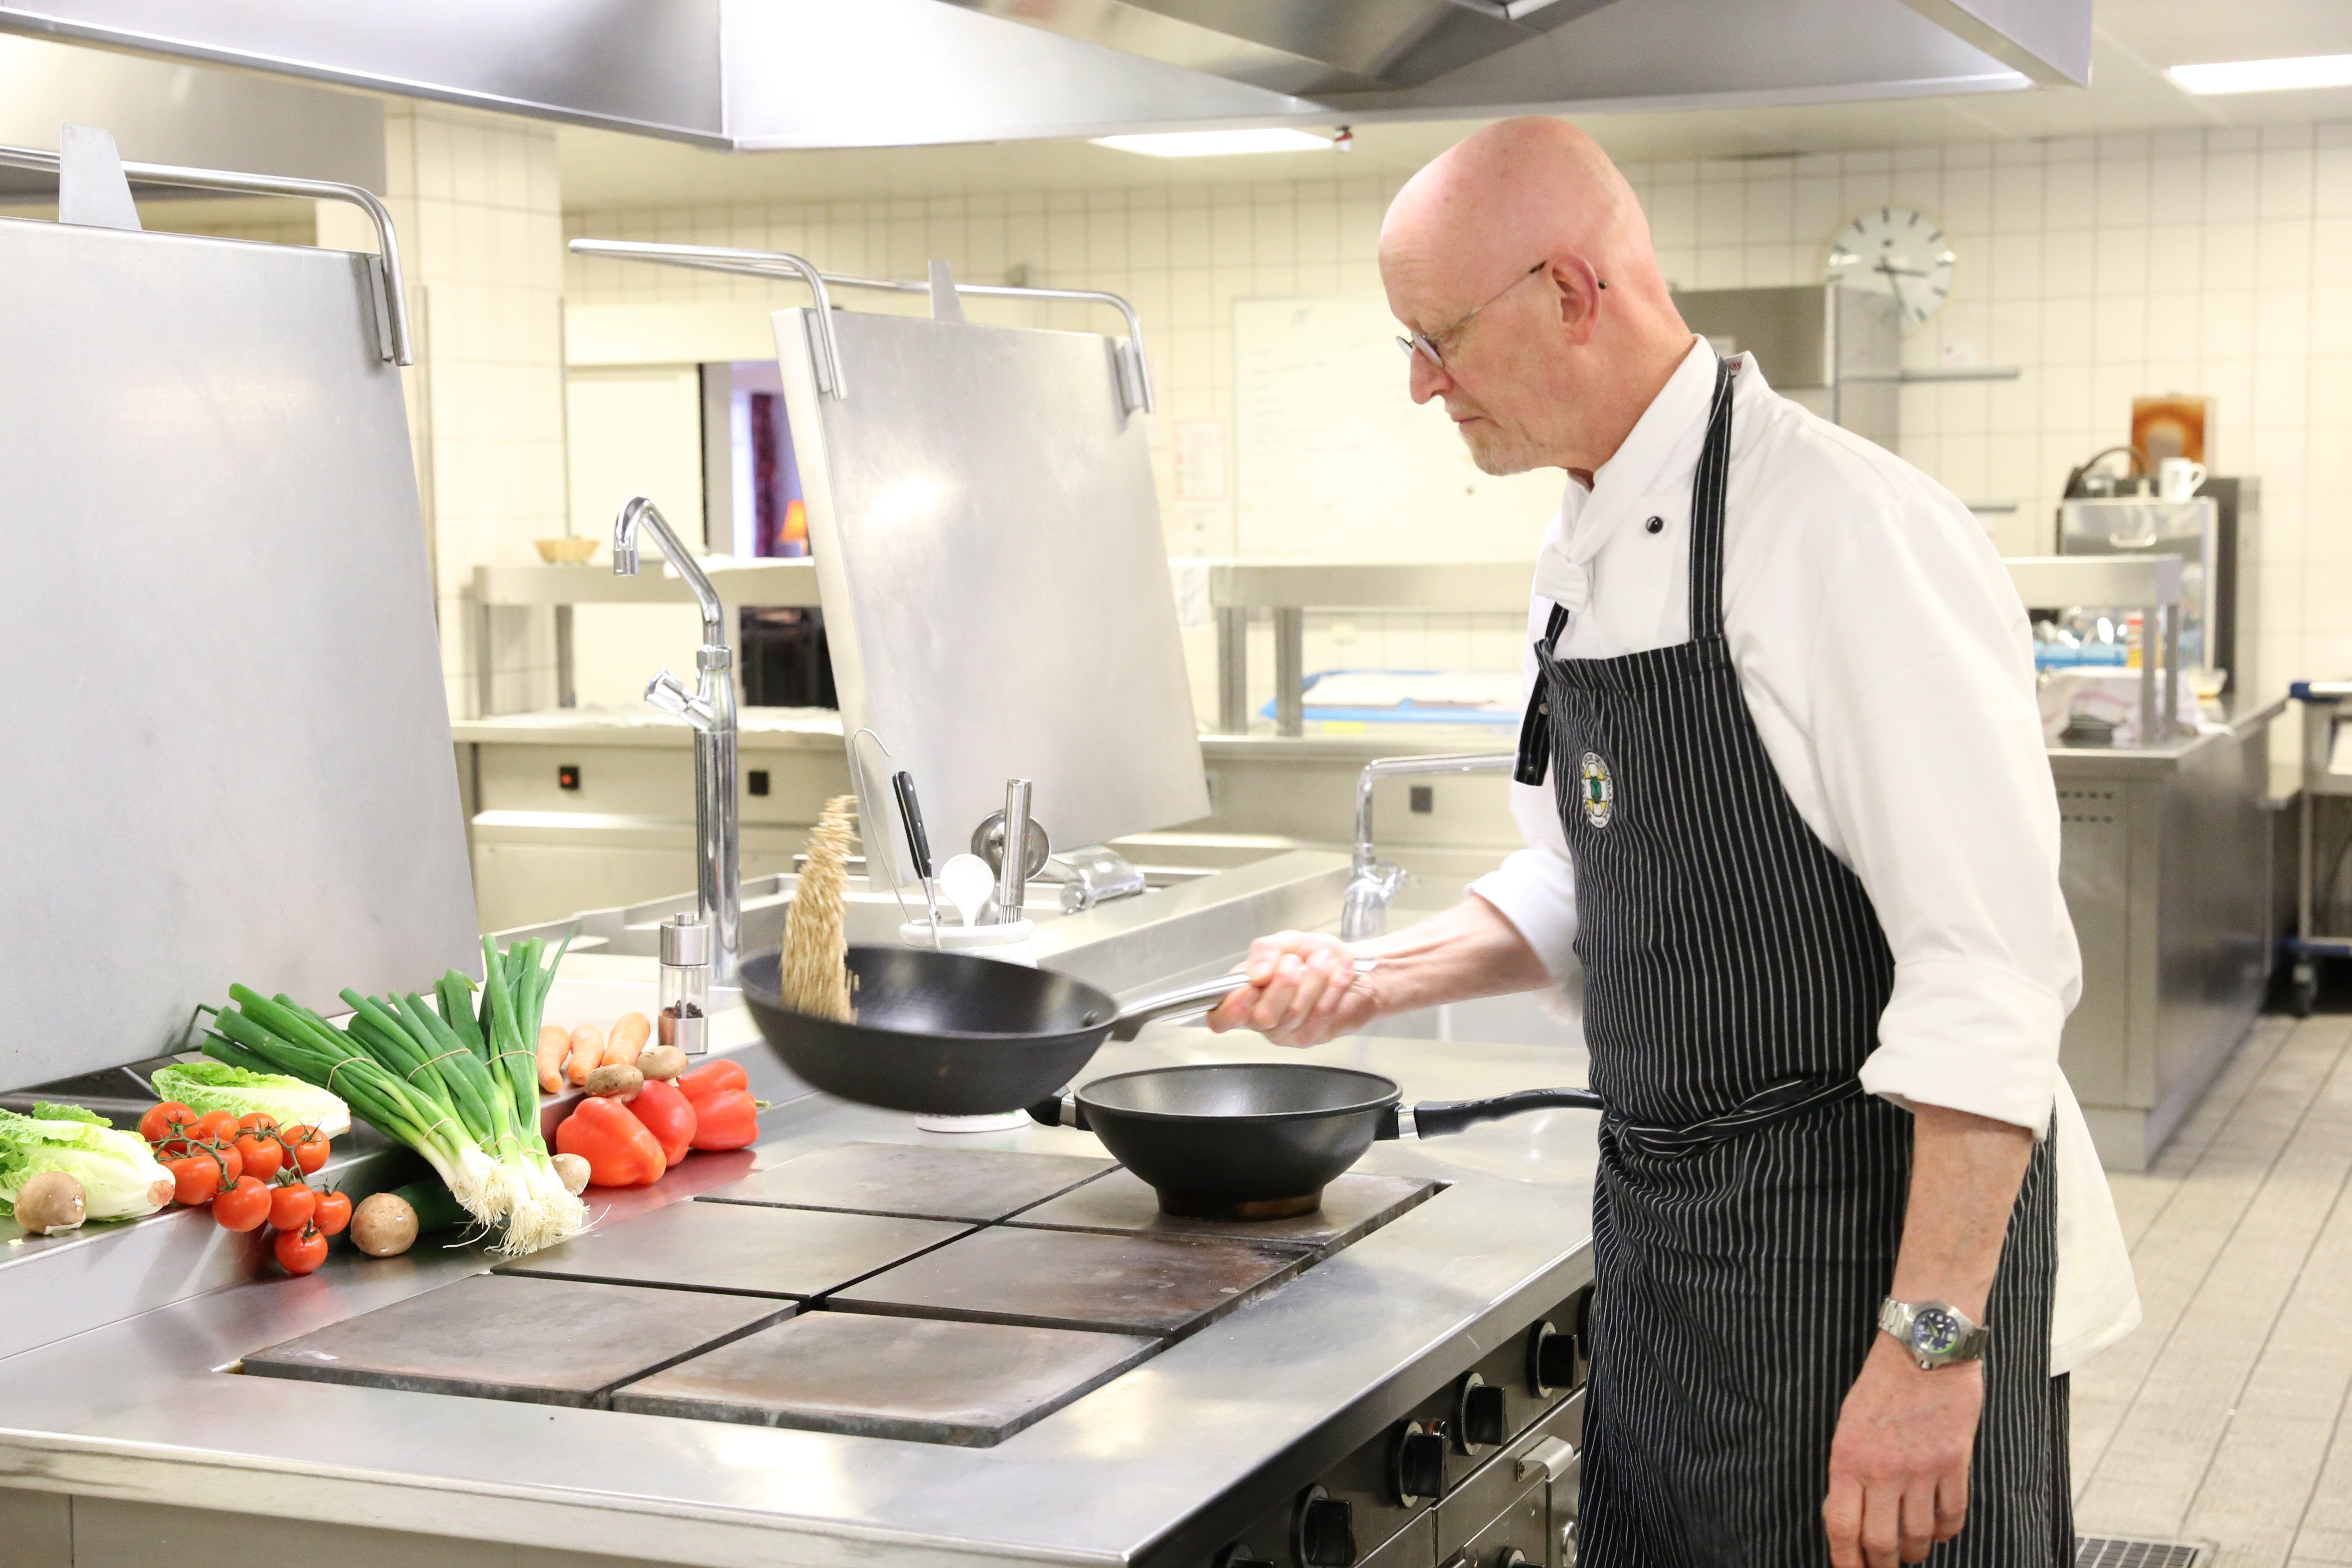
[1608,1073,1865,1159]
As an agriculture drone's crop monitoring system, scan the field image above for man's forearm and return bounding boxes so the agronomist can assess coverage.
[1350,894,1553,1017]
[1890,1104,2036,1320]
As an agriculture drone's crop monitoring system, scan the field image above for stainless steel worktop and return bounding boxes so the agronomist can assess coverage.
[0,966,1598,1568]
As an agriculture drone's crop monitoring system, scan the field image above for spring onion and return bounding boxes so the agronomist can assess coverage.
[202,933,585,1256]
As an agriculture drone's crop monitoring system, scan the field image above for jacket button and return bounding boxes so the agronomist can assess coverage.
[1645,514,1665,534]
[1539,703,1549,715]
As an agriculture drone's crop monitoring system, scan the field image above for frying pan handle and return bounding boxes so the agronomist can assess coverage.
[1027,1091,1088,1132]
[1105,960,1380,1042]
[1383,1087,1605,1140]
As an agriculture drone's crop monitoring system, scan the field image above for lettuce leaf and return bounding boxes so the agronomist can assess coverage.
[150,1061,350,1137]
[0,1104,173,1222]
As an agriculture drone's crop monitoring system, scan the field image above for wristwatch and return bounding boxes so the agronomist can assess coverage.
[1878,1298,1990,1370]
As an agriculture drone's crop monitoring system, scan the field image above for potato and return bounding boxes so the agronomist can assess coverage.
[15,1170,85,1235]
[636,1044,688,1082]
[350,1192,419,1257]
[551,1152,593,1195]
[584,1064,644,1101]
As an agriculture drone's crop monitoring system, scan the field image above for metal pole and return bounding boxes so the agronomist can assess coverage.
[554,603,576,710]
[1217,606,1249,734]
[1274,606,1305,738]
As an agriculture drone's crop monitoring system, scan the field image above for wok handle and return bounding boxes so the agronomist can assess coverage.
[1027,1091,1088,1132]
[1383,1087,1605,1141]
[1106,960,1380,1042]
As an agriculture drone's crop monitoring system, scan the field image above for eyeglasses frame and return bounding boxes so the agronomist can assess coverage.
[1395,257,1607,370]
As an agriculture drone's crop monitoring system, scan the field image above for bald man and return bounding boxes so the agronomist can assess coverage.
[1206,119,2136,1568]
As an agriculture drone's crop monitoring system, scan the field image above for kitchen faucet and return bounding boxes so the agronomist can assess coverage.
[613,496,740,979]
[1340,753,1515,940]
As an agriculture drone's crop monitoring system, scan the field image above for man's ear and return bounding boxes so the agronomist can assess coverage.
[1550,257,1604,346]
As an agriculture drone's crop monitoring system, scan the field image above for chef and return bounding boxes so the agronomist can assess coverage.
[1205,118,2138,1568]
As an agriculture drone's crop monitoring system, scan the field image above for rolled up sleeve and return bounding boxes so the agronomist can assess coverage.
[1804,484,2081,1134]
[1470,832,1579,985]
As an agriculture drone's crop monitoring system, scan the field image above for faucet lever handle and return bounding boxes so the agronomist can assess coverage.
[645,668,715,730]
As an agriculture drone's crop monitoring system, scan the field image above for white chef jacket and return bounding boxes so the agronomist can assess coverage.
[1469,341,2139,1374]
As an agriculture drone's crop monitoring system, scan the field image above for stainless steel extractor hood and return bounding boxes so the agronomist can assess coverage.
[0,0,2090,152]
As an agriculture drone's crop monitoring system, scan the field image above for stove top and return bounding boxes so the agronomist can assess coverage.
[243,1273,785,1407]
[697,1141,1114,1222]
[245,1143,1450,1444]
[612,1312,1157,1446]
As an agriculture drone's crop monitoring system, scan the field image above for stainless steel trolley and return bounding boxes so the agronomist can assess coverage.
[2285,680,2352,1014]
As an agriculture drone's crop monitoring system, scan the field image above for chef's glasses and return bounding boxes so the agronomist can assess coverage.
[1396,259,1605,369]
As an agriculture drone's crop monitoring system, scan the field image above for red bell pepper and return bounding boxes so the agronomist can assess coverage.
[555,1095,665,1187]
[687,1088,762,1151]
[625,1078,697,1168]
[676,1060,750,1104]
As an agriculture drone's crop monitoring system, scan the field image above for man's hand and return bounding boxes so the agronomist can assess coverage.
[1823,1334,1983,1566]
[1204,931,1376,1047]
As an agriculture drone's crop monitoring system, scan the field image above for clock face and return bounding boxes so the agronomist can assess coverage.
[1825,206,1954,331]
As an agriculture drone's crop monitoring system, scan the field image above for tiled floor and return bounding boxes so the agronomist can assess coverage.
[2071,1014,2352,1566]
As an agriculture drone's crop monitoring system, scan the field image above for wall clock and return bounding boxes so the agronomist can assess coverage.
[1825,206,1955,331]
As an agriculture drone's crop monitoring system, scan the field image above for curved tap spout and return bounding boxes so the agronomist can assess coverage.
[612,494,740,978]
[614,496,726,649]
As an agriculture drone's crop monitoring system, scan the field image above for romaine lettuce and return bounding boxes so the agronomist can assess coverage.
[150,1061,351,1137]
[0,1103,173,1222]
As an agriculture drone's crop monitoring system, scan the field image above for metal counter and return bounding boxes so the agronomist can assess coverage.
[0,968,1598,1568]
[2050,701,2284,1169]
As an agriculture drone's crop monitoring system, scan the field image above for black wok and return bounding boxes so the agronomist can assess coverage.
[737,946,1261,1116]
[1029,1062,1604,1218]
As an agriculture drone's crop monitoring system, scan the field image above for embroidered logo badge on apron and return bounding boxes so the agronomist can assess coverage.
[1510,357,2067,1568]
[1578,751,1614,827]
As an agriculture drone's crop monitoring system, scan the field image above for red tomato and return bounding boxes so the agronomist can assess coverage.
[623,1078,697,1167]
[234,1129,285,1182]
[139,1101,195,1145]
[191,1109,239,1145]
[166,1152,223,1207]
[676,1060,750,1104]
[282,1126,330,1176]
[210,1140,244,1186]
[687,1088,763,1152]
[312,1190,352,1237]
[273,1222,327,1276]
[236,1112,279,1134]
[267,1178,317,1232]
[213,1176,270,1232]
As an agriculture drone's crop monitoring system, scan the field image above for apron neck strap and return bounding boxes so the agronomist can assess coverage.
[1688,355,1739,640]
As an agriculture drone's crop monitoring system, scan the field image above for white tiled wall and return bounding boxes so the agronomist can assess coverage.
[339,103,570,719]
[566,119,2352,714]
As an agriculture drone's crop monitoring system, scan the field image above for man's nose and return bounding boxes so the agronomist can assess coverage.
[1408,350,1449,405]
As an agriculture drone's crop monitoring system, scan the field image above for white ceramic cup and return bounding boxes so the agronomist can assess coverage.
[2158,457,2208,501]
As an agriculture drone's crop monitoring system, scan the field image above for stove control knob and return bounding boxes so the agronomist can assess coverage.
[1493,1550,1531,1568]
[1457,1374,1507,1451]
[1529,1321,1579,1394]
[1292,1487,1357,1568]
[1391,1421,1445,1504]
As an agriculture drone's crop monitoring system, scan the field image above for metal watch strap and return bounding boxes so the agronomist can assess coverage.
[1877,1297,1990,1370]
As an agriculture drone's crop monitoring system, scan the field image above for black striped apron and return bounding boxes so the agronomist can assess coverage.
[1513,358,2069,1566]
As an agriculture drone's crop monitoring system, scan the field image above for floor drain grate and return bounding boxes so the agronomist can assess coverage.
[2075,1537,2209,1568]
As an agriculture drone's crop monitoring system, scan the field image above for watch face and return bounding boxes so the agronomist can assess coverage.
[1910,1305,1965,1357]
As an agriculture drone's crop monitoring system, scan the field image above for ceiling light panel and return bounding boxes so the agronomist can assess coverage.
[1091,128,1333,157]
[2167,54,2352,95]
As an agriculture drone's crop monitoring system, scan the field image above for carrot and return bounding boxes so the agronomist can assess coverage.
[535,1024,570,1095]
[603,1011,651,1068]
[565,1024,606,1087]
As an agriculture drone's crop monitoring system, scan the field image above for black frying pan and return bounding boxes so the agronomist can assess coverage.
[1029,1063,1604,1218]
[737,946,1262,1116]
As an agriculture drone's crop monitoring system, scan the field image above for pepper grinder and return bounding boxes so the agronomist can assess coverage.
[659,913,711,1055]
[996,778,1032,925]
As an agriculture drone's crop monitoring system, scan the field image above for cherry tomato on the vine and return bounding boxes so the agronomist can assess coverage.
[191,1109,239,1146]
[213,1176,270,1232]
[311,1189,352,1237]
[209,1140,243,1186]
[267,1175,316,1232]
[236,1112,278,1135]
[233,1129,285,1182]
[166,1151,224,1207]
[139,1101,195,1145]
[273,1222,327,1276]
[281,1125,330,1176]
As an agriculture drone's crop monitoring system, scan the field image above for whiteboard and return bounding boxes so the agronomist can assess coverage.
[1234,296,1567,561]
